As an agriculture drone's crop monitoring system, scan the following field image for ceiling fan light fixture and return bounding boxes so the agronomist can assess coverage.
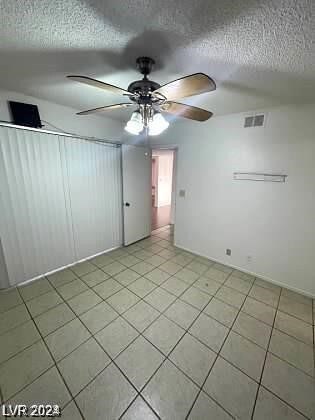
[148,112,169,136]
[124,111,143,135]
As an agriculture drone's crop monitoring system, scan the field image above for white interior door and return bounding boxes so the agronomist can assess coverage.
[122,145,152,245]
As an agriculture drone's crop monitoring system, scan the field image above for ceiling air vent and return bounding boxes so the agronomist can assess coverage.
[244,114,265,128]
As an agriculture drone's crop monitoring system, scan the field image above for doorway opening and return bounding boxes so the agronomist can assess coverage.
[151,149,176,231]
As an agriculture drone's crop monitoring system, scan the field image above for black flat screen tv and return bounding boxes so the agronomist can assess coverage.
[9,101,42,128]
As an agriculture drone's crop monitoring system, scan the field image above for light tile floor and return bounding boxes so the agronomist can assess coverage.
[0,225,314,419]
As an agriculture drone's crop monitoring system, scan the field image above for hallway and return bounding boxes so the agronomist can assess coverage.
[151,205,171,230]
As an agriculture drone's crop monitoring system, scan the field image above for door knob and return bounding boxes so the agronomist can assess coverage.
[125,202,130,207]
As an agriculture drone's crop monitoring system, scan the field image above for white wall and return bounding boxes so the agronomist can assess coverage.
[0,88,123,141]
[152,104,315,297]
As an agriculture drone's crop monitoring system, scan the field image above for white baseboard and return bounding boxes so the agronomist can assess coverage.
[15,245,121,288]
[175,242,315,299]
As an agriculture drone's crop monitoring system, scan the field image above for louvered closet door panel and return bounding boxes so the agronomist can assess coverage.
[0,127,75,285]
[62,137,122,260]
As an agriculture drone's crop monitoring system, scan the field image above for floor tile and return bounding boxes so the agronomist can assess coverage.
[0,340,53,400]
[249,285,279,308]
[76,363,137,420]
[57,279,88,301]
[171,254,193,266]
[127,277,157,298]
[281,288,312,306]
[0,320,41,364]
[158,248,177,259]
[175,268,199,285]
[19,278,53,302]
[170,333,216,386]
[34,302,76,336]
[120,254,142,268]
[269,329,314,376]
[145,268,170,285]
[106,288,139,314]
[121,396,158,420]
[143,315,185,355]
[203,298,238,327]
[58,338,110,396]
[116,336,164,390]
[145,254,167,267]
[9,366,71,409]
[123,300,160,332]
[242,296,276,326]
[224,275,252,294]
[0,287,23,313]
[254,278,281,294]
[203,267,229,283]
[107,248,129,259]
[61,401,83,419]
[194,277,221,295]
[221,331,266,381]
[180,286,211,310]
[81,269,110,287]
[48,269,78,288]
[89,253,115,268]
[162,276,190,296]
[159,260,182,275]
[26,290,63,317]
[133,249,154,260]
[233,312,272,349]
[204,357,258,420]
[188,391,233,420]
[79,301,118,334]
[102,261,126,276]
[95,317,139,358]
[114,268,141,286]
[186,260,208,275]
[253,386,307,420]
[0,303,30,336]
[215,286,246,309]
[195,256,215,267]
[71,261,96,277]
[233,270,255,282]
[93,278,123,299]
[144,287,177,312]
[275,311,313,345]
[142,360,199,420]
[278,296,312,324]
[45,318,90,362]
[262,353,315,419]
[213,263,233,274]
[189,313,229,353]
[164,300,199,329]
[67,289,102,315]
[131,261,155,275]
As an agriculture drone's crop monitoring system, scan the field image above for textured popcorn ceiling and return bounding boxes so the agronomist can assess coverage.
[0,0,314,121]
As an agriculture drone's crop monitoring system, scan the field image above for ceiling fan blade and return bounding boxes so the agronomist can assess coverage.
[67,75,133,97]
[77,103,134,116]
[153,73,216,101]
[160,101,213,122]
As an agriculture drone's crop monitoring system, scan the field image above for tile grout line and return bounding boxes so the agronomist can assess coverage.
[249,283,283,420]
[15,283,87,420]
[184,269,256,419]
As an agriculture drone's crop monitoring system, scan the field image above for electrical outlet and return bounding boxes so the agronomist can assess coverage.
[226,249,231,256]
[247,256,252,263]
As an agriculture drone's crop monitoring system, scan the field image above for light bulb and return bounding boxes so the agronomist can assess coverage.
[124,111,143,135]
[148,112,169,136]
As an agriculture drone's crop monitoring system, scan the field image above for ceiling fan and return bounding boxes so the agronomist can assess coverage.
[67,57,216,136]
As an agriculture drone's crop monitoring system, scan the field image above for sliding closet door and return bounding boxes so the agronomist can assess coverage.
[0,126,75,285]
[62,137,122,261]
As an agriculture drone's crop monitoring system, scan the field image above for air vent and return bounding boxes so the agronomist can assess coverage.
[244,114,265,128]
[244,116,254,128]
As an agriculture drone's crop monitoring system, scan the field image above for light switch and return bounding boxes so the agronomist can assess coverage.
[179,189,186,198]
